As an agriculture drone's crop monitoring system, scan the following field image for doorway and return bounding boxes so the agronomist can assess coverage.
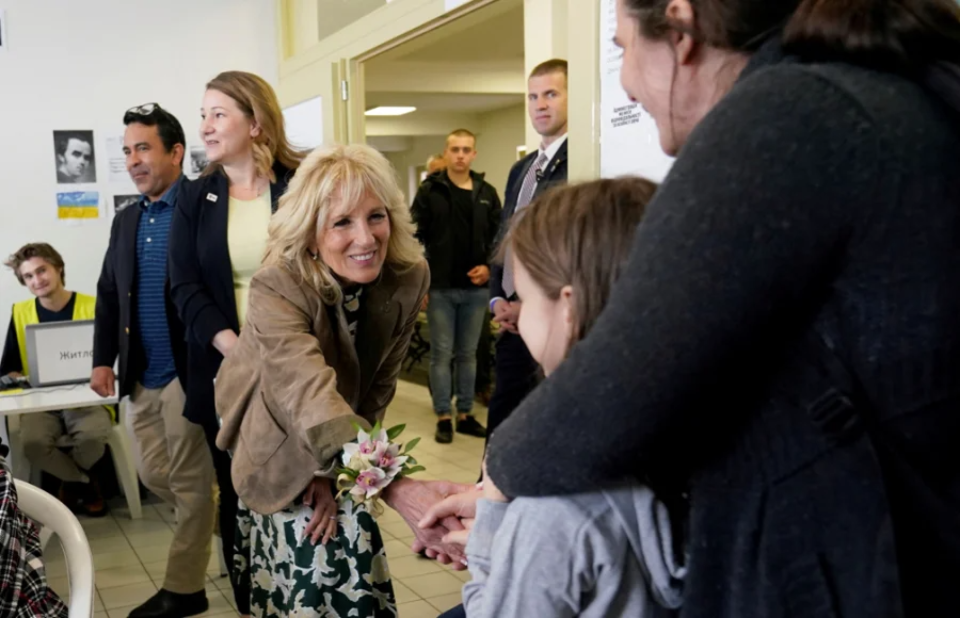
[355,0,528,392]
[360,0,527,204]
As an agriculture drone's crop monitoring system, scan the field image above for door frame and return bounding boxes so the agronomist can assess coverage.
[334,0,504,145]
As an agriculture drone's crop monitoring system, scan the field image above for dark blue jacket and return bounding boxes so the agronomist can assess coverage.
[168,162,292,424]
[489,140,568,301]
[93,193,187,399]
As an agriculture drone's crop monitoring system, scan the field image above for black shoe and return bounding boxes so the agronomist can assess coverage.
[128,589,208,618]
[435,419,454,444]
[57,482,82,512]
[79,478,108,518]
[456,415,487,438]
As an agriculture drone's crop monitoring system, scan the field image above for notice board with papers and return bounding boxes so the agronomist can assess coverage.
[598,0,674,181]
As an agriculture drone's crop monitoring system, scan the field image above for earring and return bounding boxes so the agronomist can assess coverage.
[309,249,319,261]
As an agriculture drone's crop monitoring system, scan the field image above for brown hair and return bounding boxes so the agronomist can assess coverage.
[4,243,66,286]
[529,58,568,80]
[446,129,477,147]
[499,177,657,344]
[204,71,305,182]
[624,0,960,73]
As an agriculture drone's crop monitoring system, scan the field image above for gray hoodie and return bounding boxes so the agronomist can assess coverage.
[463,484,685,617]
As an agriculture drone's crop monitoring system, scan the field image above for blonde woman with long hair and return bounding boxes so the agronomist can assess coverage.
[215,144,468,616]
[169,70,304,616]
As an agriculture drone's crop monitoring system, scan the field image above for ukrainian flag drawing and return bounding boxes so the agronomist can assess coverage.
[57,191,100,219]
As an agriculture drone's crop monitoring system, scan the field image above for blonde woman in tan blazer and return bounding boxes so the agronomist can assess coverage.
[214,144,469,617]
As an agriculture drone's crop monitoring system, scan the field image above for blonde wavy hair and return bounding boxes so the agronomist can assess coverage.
[203,71,304,182]
[263,144,423,304]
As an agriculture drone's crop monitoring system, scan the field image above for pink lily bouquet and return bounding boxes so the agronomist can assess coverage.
[335,421,424,513]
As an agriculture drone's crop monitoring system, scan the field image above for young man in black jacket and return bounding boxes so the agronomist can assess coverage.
[91,104,215,618]
[412,129,502,444]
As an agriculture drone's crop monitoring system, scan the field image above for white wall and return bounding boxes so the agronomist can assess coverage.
[384,104,526,205]
[475,104,527,201]
[0,0,277,333]
[385,137,447,204]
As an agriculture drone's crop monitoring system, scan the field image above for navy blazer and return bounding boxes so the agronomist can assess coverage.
[93,197,187,399]
[168,162,292,424]
[489,139,568,301]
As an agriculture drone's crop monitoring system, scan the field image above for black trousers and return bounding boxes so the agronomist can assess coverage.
[485,330,540,446]
[200,420,250,614]
[475,311,493,396]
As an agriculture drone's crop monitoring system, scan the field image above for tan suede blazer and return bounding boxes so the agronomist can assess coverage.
[214,260,429,514]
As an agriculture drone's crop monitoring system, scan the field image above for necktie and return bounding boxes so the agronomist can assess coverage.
[502,151,549,298]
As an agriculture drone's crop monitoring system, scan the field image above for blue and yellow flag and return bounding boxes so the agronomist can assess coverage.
[56,191,99,219]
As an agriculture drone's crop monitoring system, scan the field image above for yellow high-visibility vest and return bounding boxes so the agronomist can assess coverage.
[12,293,96,375]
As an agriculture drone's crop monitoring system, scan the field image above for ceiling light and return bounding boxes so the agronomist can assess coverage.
[365,106,417,116]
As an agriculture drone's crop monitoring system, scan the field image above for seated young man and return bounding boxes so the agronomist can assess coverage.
[1,243,111,516]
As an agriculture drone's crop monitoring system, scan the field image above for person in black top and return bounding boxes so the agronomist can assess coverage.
[486,59,569,445]
[1,243,110,517]
[168,71,303,617]
[412,129,501,444]
[486,0,960,616]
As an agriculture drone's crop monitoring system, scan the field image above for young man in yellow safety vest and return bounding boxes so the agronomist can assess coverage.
[1,243,111,516]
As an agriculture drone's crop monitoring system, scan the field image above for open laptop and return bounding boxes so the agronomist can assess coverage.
[24,319,96,387]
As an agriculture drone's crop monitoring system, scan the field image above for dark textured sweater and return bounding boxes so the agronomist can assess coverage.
[487,39,960,617]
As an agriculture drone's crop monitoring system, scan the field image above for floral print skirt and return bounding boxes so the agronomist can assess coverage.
[235,498,397,617]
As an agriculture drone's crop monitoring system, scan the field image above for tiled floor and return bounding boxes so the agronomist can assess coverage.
[44,378,486,618]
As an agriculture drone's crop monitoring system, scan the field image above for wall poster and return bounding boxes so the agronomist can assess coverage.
[598,0,674,182]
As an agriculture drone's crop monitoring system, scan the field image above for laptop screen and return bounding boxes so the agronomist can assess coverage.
[24,319,95,387]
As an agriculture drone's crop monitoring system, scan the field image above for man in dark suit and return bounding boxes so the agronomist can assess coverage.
[91,104,216,618]
[487,59,569,441]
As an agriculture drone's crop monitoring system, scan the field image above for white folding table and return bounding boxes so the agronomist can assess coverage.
[0,384,141,518]
[0,383,117,416]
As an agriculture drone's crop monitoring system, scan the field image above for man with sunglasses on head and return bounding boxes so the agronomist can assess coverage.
[92,104,216,618]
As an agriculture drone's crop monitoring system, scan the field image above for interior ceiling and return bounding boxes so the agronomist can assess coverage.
[380,2,524,64]
[363,0,525,135]
[366,92,522,114]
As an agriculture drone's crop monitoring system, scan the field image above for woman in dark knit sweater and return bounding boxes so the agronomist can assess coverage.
[485,0,960,616]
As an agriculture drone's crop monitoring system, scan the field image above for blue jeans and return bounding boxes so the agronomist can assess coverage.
[427,287,489,416]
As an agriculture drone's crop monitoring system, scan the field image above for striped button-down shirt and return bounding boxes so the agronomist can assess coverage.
[135,176,182,389]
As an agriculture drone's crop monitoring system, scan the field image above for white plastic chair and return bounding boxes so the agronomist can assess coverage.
[6,400,142,519]
[15,479,94,618]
